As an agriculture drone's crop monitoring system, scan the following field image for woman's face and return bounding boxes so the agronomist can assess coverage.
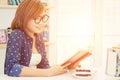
[26,13,49,34]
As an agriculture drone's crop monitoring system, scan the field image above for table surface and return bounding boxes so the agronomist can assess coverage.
[0,67,120,80]
[1,71,77,80]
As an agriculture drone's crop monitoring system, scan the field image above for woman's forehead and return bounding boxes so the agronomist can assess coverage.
[39,11,47,16]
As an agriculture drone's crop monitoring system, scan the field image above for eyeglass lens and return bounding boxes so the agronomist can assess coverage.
[35,15,49,24]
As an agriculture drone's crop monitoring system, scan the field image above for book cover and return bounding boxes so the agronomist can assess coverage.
[15,0,18,5]
[106,48,120,77]
[115,50,120,77]
[8,0,12,5]
[11,0,16,5]
[18,0,21,3]
[61,50,92,69]
[19,0,23,3]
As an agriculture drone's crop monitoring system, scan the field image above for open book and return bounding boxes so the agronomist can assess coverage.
[61,50,92,69]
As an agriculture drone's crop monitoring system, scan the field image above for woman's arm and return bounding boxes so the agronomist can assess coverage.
[4,30,24,76]
[19,65,68,77]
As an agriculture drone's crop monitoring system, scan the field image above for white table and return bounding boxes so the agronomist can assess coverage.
[0,71,77,80]
[0,67,120,80]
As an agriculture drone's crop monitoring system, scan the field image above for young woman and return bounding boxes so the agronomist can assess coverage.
[4,0,69,77]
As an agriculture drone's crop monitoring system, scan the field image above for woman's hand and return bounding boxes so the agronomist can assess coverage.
[67,61,80,70]
[61,60,80,70]
[48,63,70,76]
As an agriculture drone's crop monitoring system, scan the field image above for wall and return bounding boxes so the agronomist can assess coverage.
[0,49,6,75]
[52,0,120,68]
[0,9,16,29]
[102,0,120,70]
[91,0,120,70]
[0,8,16,74]
[56,0,94,66]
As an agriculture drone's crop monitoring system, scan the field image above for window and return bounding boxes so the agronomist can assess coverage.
[48,0,103,67]
[56,0,94,66]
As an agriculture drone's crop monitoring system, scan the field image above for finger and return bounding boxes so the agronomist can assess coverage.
[72,60,80,67]
[62,62,71,69]
[68,62,80,70]
[60,60,70,66]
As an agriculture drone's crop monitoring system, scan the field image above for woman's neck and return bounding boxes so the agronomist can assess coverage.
[24,29,36,39]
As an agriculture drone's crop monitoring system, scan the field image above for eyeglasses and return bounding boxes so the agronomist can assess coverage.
[34,14,49,24]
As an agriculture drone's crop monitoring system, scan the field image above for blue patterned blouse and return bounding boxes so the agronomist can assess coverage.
[4,29,50,77]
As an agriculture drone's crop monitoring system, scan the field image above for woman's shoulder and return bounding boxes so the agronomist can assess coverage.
[12,29,24,34]
[10,29,25,38]
[10,29,25,36]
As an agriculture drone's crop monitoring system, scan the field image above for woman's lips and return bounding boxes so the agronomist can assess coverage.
[35,26,41,30]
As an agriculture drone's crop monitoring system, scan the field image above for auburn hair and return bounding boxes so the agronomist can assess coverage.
[11,0,46,31]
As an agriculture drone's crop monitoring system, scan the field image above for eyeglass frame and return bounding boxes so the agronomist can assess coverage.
[34,14,49,24]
